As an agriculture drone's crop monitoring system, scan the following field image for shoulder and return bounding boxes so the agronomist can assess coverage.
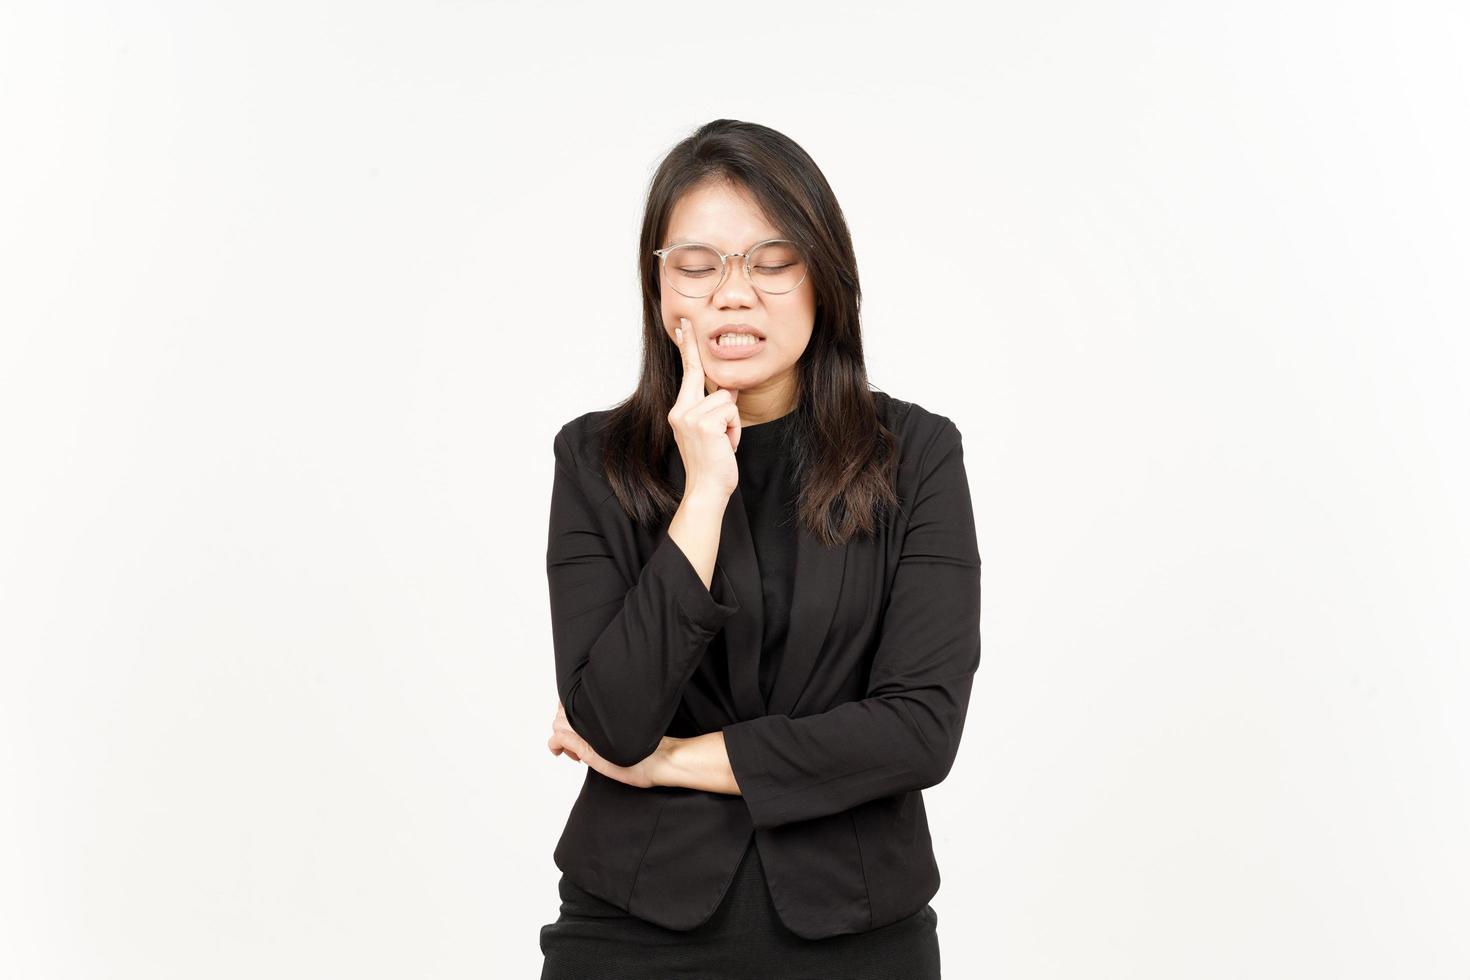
[873,389,964,471]
[552,408,617,466]
[549,409,622,508]
[553,393,963,471]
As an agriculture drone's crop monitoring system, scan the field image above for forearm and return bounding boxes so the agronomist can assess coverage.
[667,490,729,589]
[654,732,742,796]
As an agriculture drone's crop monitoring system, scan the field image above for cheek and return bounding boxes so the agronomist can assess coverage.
[784,332,814,361]
[660,297,687,335]
[775,321,815,360]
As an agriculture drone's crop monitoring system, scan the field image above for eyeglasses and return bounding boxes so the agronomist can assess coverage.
[652,239,809,299]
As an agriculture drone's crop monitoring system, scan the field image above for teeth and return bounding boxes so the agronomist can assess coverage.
[717,334,760,347]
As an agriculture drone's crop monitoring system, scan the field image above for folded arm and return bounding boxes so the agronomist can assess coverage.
[719,417,982,830]
[546,426,739,767]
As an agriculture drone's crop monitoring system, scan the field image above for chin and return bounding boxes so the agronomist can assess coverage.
[710,365,771,385]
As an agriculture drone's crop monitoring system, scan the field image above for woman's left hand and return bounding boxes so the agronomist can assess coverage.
[548,700,667,789]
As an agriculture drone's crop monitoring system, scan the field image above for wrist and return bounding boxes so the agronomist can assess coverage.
[652,736,684,788]
[680,486,731,513]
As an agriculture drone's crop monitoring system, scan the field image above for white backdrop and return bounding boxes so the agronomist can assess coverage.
[2,1,1467,977]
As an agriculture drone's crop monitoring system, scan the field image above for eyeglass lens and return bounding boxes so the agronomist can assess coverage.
[662,242,806,298]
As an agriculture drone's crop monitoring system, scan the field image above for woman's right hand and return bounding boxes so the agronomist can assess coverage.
[668,316,740,501]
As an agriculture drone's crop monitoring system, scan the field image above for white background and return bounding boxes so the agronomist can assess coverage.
[2,1,1467,977]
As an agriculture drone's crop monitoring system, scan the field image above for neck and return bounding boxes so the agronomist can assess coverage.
[706,372,798,426]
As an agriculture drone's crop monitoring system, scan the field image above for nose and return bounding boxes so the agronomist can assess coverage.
[710,252,756,309]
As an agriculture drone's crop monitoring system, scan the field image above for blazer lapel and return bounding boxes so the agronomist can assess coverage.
[666,441,849,720]
[668,447,766,719]
[765,520,847,718]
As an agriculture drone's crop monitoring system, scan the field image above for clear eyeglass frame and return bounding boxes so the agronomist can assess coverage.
[652,238,810,298]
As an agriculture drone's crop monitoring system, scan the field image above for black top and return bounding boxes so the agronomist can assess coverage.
[735,409,800,706]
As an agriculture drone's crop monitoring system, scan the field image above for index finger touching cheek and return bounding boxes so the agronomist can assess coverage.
[675,316,707,408]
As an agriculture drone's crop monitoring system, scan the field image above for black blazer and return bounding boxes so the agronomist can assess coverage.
[545,390,981,940]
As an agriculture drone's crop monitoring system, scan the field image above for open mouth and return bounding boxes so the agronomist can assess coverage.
[712,324,766,344]
[713,332,764,347]
[707,328,767,359]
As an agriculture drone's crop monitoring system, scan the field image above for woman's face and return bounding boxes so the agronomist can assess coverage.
[658,181,816,401]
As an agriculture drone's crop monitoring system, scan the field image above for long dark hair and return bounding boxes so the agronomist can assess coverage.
[595,119,898,548]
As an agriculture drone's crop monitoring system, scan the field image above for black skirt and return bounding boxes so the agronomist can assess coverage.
[539,838,941,979]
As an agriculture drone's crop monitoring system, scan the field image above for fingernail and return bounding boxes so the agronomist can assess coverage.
[675,327,682,342]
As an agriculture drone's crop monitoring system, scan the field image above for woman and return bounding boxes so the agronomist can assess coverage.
[539,119,981,979]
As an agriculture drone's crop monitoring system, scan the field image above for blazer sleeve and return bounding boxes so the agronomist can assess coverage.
[720,417,981,830]
[546,424,741,767]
